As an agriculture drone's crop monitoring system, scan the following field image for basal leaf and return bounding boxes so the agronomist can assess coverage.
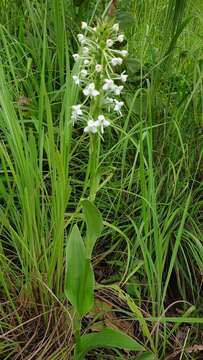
[76,327,145,359]
[65,225,94,317]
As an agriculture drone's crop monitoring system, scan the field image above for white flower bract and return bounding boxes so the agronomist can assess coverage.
[95,115,110,134]
[95,64,102,73]
[114,100,124,112]
[72,75,81,85]
[81,21,88,29]
[71,104,83,123]
[84,120,98,134]
[105,97,114,104]
[73,53,80,61]
[80,69,88,78]
[106,39,113,47]
[121,50,128,57]
[111,57,123,66]
[102,79,115,91]
[120,73,128,82]
[77,34,87,44]
[112,23,119,32]
[82,47,89,56]
[83,83,100,97]
[113,85,123,95]
[84,59,90,65]
[117,34,125,43]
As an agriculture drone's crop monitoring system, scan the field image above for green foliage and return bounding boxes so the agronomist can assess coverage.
[65,225,94,317]
[82,199,103,258]
[0,0,202,359]
[76,328,145,359]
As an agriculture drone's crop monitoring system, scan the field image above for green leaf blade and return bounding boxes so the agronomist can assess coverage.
[76,328,145,359]
[65,225,94,317]
[82,200,103,258]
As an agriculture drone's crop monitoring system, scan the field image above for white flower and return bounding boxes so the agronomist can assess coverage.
[71,104,83,123]
[73,53,80,61]
[120,73,128,82]
[105,97,114,104]
[112,23,119,32]
[73,75,81,85]
[95,64,102,73]
[113,85,123,95]
[81,21,88,29]
[80,69,88,78]
[114,99,124,112]
[111,57,123,66]
[72,104,83,115]
[117,57,123,65]
[82,47,89,56]
[83,83,100,97]
[117,34,125,43]
[106,39,113,47]
[84,120,98,134]
[95,115,110,134]
[93,27,97,32]
[77,34,86,44]
[121,50,128,57]
[84,59,90,66]
[102,79,115,91]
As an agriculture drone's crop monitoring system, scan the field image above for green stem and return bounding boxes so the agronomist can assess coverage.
[89,133,100,202]
[74,315,82,360]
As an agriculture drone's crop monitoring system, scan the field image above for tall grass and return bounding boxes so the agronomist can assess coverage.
[0,0,202,358]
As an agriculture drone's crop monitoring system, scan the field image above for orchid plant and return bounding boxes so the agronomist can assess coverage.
[65,20,146,360]
[71,19,128,201]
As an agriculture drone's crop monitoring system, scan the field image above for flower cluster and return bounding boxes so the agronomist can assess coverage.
[71,20,128,135]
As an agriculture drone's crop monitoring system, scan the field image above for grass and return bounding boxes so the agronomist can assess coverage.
[0,0,202,359]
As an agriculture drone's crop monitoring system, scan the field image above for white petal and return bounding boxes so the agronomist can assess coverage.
[117,57,123,65]
[106,39,113,47]
[95,64,102,72]
[121,50,128,57]
[92,89,99,97]
[111,58,118,66]
[77,34,86,44]
[83,89,89,96]
[80,69,88,78]
[120,73,128,82]
[112,23,119,32]
[72,75,80,85]
[73,53,80,61]
[104,120,110,127]
[117,34,124,43]
[81,22,88,29]
[98,115,105,121]
[84,59,90,65]
[82,47,89,56]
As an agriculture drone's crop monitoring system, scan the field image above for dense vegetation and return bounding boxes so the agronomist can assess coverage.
[0,0,202,359]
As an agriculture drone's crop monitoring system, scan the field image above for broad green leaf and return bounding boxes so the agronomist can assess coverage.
[82,200,103,258]
[65,225,94,317]
[76,328,145,359]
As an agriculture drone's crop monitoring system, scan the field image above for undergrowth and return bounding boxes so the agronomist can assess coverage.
[0,0,202,359]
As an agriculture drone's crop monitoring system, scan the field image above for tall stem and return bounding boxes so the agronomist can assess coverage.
[89,133,100,202]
